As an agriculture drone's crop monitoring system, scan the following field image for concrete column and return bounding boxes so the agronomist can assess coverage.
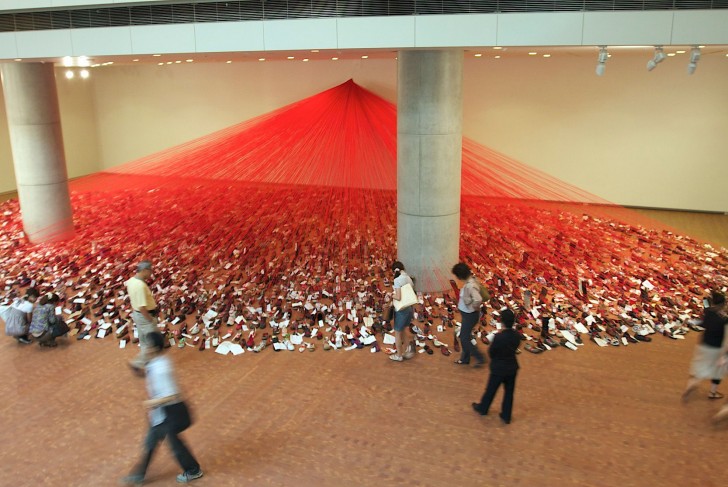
[397,50,463,292]
[1,62,74,243]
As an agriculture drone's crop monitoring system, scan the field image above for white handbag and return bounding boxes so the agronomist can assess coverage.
[393,283,418,311]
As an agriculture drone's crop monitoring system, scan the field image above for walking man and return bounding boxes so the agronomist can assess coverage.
[126,260,159,373]
[121,331,203,485]
[471,309,520,424]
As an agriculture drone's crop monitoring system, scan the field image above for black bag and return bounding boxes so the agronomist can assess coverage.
[164,401,192,434]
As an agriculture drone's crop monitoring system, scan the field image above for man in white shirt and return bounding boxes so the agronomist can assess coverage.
[126,261,159,372]
[121,331,203,485]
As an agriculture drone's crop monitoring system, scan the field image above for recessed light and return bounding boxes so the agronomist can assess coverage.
[303,58,309,62]
[287,56,295,60]
[14,58,21,61]
[132,59,139,62]
[474,53,482,57]
[494,55,501,59]
[676,50,686,54]
[186,59,193,62]
[667,53,676,57]
[258,58,265,61]
[226,60,232,64]
[153,54,161,57]
[493,46,503,50]
[331,57,339,61]
[311,49,319,53]
[528,52,537,56]
[361,55,368,59]
[543,54,551,58]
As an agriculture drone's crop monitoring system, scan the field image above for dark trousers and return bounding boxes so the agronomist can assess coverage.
[459,310,484,364]
[478,372,517,422]
[133,420,200,477]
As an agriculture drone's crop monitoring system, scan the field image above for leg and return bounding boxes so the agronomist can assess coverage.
[682,375,701,402]
[394,330,405,359]
[130,423,166,479]
[167,431,201,474]
[458,312,474,363]
[130,313,157,369]
[500,373,517,424]
[709,378,723,399]
[475,373,504,414]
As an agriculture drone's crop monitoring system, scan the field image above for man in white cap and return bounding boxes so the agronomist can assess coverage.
[126,260,159,373]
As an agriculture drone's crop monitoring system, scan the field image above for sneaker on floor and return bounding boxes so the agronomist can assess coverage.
[177,470,204,483]
[17,337,32,345]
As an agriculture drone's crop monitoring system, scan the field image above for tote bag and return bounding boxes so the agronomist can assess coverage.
[393,283,418,311]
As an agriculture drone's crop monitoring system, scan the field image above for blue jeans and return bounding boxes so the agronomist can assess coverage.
[393,306,414,332]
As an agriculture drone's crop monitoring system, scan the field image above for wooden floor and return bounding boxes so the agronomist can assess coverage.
[1,196,727,487]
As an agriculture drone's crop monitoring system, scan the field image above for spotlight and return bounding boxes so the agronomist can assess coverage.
[65,70,74,79]
[687,46,701,75]
[80,69,89,79]
[595,46,608,76]
[646,46,666,71]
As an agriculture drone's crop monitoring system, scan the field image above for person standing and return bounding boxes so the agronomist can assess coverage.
[471,309,520,424]
[451,263,485,367]
[121,332,203,485]
[682,291,728,401]
[390,261,415,362]
[126,261,159,373]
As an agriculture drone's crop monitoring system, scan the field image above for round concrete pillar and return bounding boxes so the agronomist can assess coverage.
[1,62,74,242]
[397,50,463,292]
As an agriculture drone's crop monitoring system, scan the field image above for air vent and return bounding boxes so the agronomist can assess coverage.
[0,1,726,32]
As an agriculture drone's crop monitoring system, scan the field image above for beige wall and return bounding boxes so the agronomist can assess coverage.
[0,67,100,194]
[2,51,727,211]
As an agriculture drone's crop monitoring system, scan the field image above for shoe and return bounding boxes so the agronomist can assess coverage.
[498,413,511,425]
[471,402,487,416]
[441,347,451,356]
[524,343,543,354]
[424,345,434,355]
[708,391,725,400]
[17,337,32,345]
[389,354,403,362]
[176,469,204,483]
[120,474,144,485]
[634,334,651,342]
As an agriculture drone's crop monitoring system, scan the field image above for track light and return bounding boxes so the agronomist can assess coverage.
[687,46,701,75]
[646,46,666,71]
[595,46,608,76]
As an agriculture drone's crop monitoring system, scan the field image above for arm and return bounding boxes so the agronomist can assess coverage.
[143,393,181,409]
[393,287,402,301]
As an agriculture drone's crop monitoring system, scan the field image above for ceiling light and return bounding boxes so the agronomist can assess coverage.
[287,56,295,60]
[528,52,537,56]
[331,57,339,61]
[493,46,503,50]
[80,69,89,79]
[166,61,173,65]
[361,55,368,59]
[153,54,161,57]
[667,53,676,57]
[494,55,501,59]
[303,58,309,62]
[474,53,482,57]
[676,50,686,54]
[258,58,265,61]
[158,62,164,66]
[132,59,139,62]
[596,46,608,76]
[311,49,319,53]
[14,58,21,61]
[186,59,193,63]
[226,60,232,64]
[687,46,701,75]
[698,45,705,48]
[646,46,666,71]
[65,70,74,79]
[62,56,73,67]
[175,60,182,64]
[543,54,551,58]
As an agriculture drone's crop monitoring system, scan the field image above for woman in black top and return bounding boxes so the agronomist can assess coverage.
[682,291,728,401]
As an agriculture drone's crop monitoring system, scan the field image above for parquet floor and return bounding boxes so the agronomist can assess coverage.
[1,203,727,487]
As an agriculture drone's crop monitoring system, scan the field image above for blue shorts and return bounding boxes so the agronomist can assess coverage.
[393,306,414,332]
